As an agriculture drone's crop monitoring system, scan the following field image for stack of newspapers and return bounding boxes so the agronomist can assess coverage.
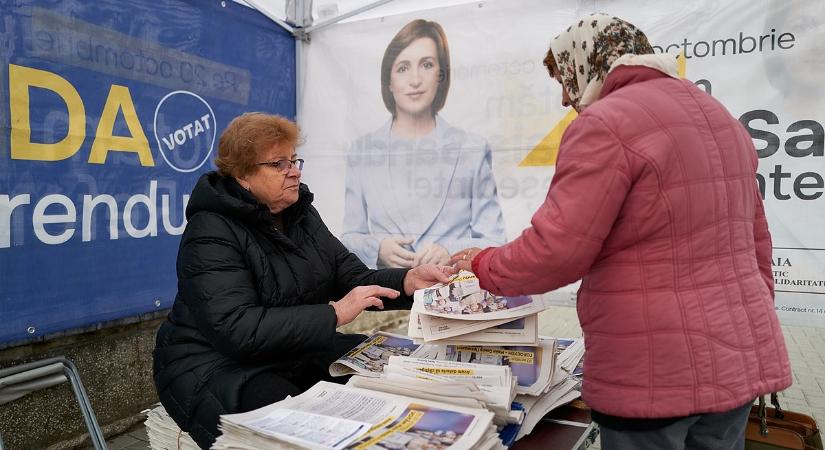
[407,271,547,346]
[513,337,585,439]
[144,403,200,450]
[212,381,506,450]
[212,275,587,448]
[330,331,524,425]
[331,331,585,444]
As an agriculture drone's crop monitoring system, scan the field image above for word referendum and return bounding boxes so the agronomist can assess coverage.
[652,29,794,58]
[1,181,188,248]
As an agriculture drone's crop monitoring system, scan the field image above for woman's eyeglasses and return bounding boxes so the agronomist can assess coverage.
[256,158,304,174]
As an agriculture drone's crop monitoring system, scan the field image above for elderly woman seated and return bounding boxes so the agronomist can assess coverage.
[152,112,451,449]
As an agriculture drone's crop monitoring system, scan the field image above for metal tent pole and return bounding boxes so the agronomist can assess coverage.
[292,0,311,122]
[243,0,296,34]
[288,0,398,123]
[305,0,396,34]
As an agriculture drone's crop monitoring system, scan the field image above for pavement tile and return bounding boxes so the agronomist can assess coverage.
[802,391,825,405]
[794,376,821,387]
[802,327,825,337]
[780,401,813,415]
[808,358,825,369]
[108,434,141,450]
[127,427,149,443]
[789,359,809,372]
[778,389,805,400]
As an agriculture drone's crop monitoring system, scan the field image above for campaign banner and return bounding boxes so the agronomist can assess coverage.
[298,0,825,326]
[0,0,296,343]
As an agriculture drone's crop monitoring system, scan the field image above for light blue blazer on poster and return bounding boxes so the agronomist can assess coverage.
[342,115,506,267]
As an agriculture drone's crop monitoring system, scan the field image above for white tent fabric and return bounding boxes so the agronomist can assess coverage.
[235,0,486,29]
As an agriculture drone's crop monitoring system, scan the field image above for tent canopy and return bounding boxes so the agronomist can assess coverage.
[234,0,482,34]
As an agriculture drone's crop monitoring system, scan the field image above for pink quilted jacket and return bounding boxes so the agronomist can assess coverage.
[473,65,792,418]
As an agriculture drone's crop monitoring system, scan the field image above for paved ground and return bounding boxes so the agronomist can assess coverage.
[86,306,825,449]
[88,424,149,450]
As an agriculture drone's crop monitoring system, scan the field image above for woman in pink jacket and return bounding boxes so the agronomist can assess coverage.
[452,13,791,450]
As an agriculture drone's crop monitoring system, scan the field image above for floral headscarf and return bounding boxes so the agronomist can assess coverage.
[549,13,668,109]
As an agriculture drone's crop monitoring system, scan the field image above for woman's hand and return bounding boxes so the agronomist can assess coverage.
[332,285,399,326]
[449,247,483,272]
[413,242,450,266]
[378,236,415,268]
[403,264,457,296]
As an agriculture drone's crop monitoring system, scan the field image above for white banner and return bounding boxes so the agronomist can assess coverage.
[299,0,825,326]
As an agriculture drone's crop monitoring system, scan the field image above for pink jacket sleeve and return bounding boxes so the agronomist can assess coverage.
[474,115,632,296]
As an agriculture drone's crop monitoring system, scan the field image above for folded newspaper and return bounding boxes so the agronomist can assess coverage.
[409,311,540,346]
[350,355,523,426]
[556,338,585,376]
[329,332,421,377]
[409,270,549,348]
[412,271,547,321]
[426,339,558,397]
[213,381,506,450]
[328,333,556,393]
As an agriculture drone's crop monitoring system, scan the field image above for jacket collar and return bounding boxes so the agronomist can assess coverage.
[187,171,314,228]
[600,65,672,100]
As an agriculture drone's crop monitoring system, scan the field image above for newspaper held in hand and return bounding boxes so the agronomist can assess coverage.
[408,310,514,342]
[329,332,420,377]
[213,381,502,450]
[417,314,539,346]
[412,271,547,321]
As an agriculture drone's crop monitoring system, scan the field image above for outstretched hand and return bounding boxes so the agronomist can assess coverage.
[403,264,458,296]
[332,285,399,327]
[449,247,483,272]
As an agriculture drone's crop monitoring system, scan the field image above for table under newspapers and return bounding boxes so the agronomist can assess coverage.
[510,403,598,450]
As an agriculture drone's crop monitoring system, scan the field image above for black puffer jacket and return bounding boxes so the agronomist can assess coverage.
[153,172,410,448]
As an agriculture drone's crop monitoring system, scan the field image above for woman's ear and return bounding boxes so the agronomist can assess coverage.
[236,176,251,192]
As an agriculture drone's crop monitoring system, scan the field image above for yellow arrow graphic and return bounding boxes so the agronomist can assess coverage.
[518,53,687,167]
[518,110,577,166]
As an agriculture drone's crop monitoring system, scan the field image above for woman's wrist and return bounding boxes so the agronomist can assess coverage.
[329,302,341,327]
[402,268,416,296]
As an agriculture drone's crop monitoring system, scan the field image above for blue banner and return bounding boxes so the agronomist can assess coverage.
[0,0,296,343]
